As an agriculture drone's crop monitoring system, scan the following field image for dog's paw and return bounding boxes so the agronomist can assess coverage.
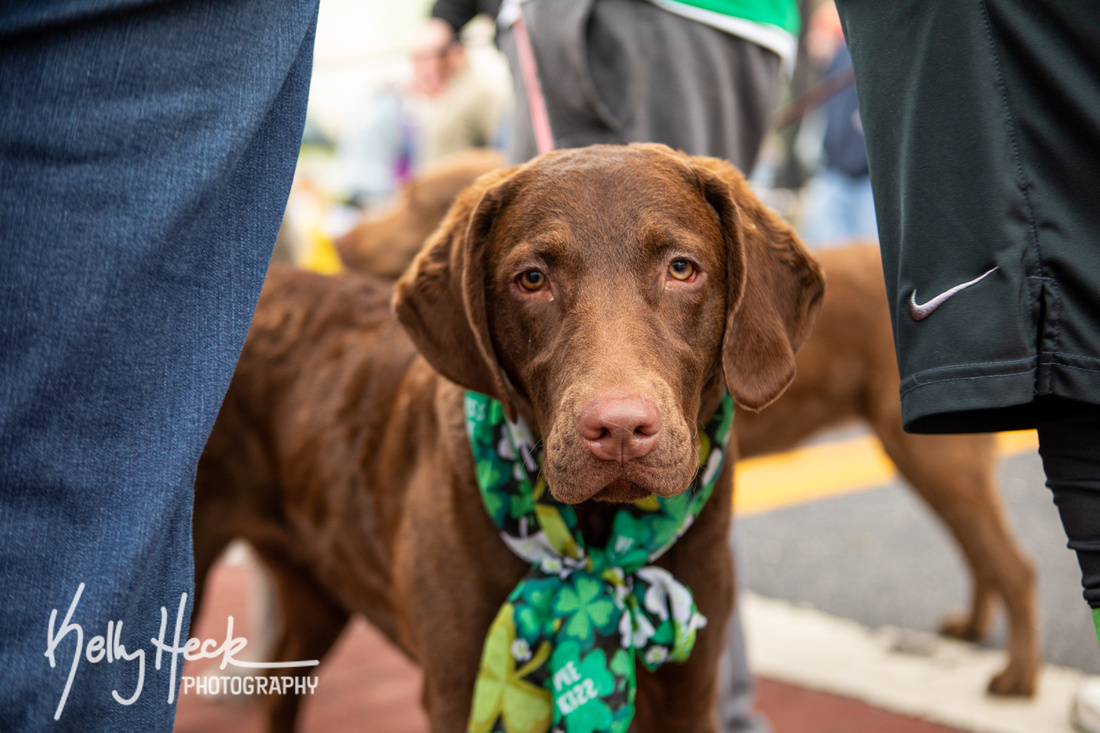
[938,611,984,642]
[986,663,1038,697]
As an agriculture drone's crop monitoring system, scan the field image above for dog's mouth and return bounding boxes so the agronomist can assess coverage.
[590,477,659,503]
[543,450,698,505]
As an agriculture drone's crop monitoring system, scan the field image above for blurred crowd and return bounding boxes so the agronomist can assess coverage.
[279,0,876,277]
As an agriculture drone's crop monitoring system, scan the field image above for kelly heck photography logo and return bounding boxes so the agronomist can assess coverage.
[44,583,319,721]
[908,267,998,321]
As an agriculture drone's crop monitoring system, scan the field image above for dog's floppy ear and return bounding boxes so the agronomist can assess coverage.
[691,156,825,412]
[393,165,521,418]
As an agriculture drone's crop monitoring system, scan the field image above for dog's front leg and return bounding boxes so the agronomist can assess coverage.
[632,556,733,733]
[392,468,529,732]
[633,471,736,733]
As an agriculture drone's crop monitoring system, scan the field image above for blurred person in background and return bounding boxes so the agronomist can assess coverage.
[339,15,511,209]
[427,0,797,168]
[796,1,877,248]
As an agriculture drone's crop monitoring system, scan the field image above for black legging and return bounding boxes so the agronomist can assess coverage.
[1038,400,1100,611]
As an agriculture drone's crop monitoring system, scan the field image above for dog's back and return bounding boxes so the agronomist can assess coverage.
[193,265,426,631]
[735,243,896,456]
[336,148,507,278]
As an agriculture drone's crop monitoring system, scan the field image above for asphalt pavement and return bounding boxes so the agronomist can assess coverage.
[735,433,1099,676]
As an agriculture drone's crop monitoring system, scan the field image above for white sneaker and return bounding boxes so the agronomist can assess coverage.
[1073,676,1100,733]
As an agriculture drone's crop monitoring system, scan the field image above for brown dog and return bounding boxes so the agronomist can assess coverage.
[194,143,824,732]
[336,152,1041,700]
[334,147,507,279]
[736,244,1038,696]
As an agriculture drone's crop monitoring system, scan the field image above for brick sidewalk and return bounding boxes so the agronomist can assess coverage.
[176,559,965,733]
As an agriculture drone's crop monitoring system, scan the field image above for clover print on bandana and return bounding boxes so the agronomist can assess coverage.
[469,603,554,733]
[464,391,734,733]
[555,575,618,644]
[548,642,618,733]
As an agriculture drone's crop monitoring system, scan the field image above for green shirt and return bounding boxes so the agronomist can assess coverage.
[664,0,800,34]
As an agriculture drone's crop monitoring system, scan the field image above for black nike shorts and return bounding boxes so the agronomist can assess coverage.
[836,0,1100,433]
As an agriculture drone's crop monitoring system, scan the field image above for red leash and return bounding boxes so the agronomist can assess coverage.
[510,7,555,155]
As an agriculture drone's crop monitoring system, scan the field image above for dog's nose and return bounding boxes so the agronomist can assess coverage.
[577,396,661,462]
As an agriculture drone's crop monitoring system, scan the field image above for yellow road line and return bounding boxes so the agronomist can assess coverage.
[734,430,1039,517]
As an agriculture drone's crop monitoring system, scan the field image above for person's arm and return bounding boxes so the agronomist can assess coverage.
[429,0,484,35]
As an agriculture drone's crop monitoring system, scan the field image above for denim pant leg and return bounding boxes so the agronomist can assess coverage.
[0,1,318,729]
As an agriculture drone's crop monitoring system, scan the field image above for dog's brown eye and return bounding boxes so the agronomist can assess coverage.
[668,260,695,281]
[519,270,546,292]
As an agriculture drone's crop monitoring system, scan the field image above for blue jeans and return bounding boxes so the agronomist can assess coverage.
[0,1,318,729]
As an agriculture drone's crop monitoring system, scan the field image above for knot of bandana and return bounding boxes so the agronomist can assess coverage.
[464,392,734,733]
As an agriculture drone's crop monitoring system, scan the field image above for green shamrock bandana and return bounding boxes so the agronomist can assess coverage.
[464,391,735,733]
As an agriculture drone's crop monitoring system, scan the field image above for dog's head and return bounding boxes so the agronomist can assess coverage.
[394,144,823,504]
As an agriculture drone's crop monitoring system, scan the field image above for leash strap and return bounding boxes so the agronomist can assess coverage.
[505,2,555,155]
[464,392,734,733]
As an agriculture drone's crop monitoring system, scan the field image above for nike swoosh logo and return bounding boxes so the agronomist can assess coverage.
[908,267,998,321]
